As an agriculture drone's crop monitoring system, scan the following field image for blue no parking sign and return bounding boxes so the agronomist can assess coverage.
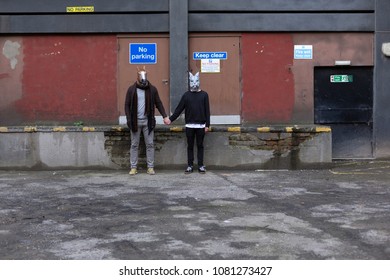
[129,43,157,64]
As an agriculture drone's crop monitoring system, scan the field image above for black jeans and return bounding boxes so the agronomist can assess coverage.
[185,127,205,167]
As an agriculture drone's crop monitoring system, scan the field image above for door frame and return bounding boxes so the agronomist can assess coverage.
[117,34,170,125]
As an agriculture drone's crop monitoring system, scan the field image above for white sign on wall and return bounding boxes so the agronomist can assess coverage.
[294,45,313,59]
[201,59,221,73]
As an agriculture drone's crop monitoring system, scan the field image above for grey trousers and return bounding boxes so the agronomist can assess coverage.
[130,119,154,169]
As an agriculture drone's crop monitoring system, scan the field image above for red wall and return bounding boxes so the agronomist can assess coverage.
[15,35,118,125]
[241,34,294,124]
[2,33,373,126]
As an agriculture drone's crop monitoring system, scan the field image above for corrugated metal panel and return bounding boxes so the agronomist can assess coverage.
[0,0,374,33]
[0,0,169,13]
[189,0,374,11]
[0,14,169,33]
[189,13,374,32]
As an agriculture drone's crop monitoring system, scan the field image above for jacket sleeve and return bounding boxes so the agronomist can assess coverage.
[204,92,211,128]
[124,86,133,121]
[169,93,186,122]
[153,87,168,118]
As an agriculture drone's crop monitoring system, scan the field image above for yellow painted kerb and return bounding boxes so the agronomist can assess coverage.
[170,127,183,132]
[53,127,66,132]
[316,127,332,133]
[257,127,270,132]
[112,126,123,131]
[228,127,241,132]
[82,127,96,132]
[24,126,37,132]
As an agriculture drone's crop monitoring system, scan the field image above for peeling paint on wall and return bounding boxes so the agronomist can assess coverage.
[0,37,23,122]
[2,40,21,69]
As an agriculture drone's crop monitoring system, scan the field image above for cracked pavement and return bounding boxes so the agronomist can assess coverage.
[1,161,390,260]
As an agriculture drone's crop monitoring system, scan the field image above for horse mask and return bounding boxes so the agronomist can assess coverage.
[137,66,148,87]
[189,72,200,92]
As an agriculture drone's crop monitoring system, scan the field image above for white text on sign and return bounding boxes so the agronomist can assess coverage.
[193,52,227,60]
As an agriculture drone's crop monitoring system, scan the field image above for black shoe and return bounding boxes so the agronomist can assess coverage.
[185,166,193,174]
[198,166,206,174]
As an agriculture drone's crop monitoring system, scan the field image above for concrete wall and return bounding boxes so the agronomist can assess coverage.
[0,126,331,170]
[0,131,117,169]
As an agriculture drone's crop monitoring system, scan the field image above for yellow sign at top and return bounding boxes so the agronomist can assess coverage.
[66,6,95,13]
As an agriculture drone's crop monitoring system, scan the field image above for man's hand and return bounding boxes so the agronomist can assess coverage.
[205,127,209,133]
[163,117,171,125]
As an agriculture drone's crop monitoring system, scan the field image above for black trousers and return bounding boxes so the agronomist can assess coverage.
[185,127,205,167]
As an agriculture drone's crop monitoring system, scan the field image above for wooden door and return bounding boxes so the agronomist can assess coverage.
[189,34,241,124]
[118,35,170,124]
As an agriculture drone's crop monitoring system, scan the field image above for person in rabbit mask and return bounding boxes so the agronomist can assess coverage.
[168,72,210,174]
[125,66,170,175]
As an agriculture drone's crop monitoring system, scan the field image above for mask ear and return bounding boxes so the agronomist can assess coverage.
[188,72,193,79]
[195,72,199,78]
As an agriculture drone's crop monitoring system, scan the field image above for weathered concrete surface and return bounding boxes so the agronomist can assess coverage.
[1,161,389,260]
[0,126,332,170]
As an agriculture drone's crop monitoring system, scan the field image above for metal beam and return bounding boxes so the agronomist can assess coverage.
[0,0,169,13]
[374,0,390,157]
[169,0,188,114]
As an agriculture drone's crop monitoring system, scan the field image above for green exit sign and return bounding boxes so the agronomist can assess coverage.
[330,75,353,83]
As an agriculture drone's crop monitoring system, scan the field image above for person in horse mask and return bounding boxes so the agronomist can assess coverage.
[125,67,170,175]
[168,72,210,174]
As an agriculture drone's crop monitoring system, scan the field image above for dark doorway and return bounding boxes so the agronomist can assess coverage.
[314,66,373,159]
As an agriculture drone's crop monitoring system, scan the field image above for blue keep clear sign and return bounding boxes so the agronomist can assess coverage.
[129,43,157,64]
[193,52,228,60]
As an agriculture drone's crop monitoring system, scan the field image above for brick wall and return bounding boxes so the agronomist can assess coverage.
[103,126,331,169]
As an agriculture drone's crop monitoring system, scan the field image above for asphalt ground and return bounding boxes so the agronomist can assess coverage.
[1,161,390,260]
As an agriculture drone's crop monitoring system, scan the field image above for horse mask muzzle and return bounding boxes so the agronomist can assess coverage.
[137,69,148,86]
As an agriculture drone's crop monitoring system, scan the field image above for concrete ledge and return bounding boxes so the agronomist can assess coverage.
[0,125,332,170]
[0,125,331,133]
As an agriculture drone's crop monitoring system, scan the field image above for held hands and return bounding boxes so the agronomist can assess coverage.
[162,117,208,131]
